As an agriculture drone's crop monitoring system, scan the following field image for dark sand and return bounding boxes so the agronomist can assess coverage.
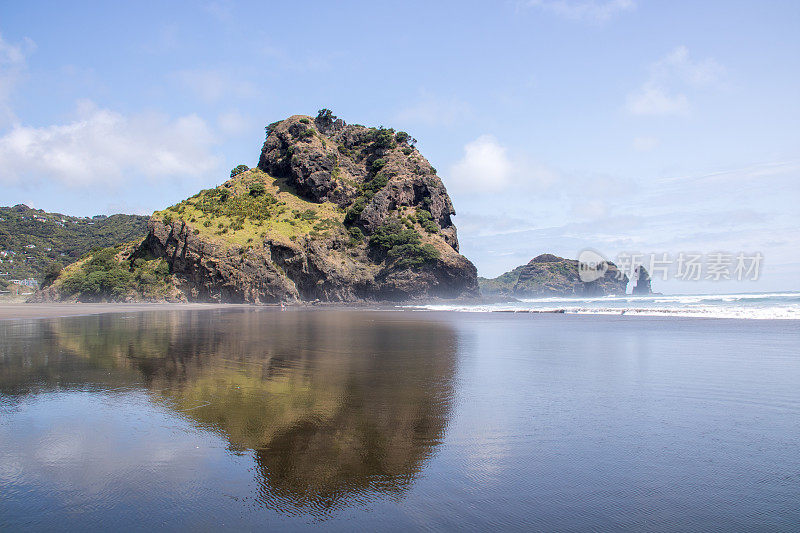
[0,302,256,320]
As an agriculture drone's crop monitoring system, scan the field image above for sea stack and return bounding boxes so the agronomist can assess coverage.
[632,266,653,295]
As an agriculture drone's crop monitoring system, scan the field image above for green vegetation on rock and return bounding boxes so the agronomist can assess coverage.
[370,220,439,268]
[153,168,344,247]
[56,245,173,301]
[415,208,439,234]
[479,254,628,297]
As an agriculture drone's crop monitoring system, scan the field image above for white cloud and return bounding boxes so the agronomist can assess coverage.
[217,109,251,137]
[632,136,659,151]
[651,46,724,86]
[0,33,35,126]
[0,101,220,187]
[626,46,723,116]
[448,135,559,194]
[173,68,257,103]
[449,135,514,192]
[524,0,635,22]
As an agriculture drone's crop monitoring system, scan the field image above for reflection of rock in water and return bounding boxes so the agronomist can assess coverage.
[1,309,457,515]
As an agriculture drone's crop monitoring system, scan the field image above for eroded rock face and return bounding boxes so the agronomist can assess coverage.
[258,115,460,250]
[139,216,475,303]
[479,253,629,297]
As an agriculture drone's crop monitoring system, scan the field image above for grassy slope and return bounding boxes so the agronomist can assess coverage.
[152,168,345,247]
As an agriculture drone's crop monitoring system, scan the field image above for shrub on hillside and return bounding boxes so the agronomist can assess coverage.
[370,219,440,268]
[369,127,397,150]
[249,182,267,197]
[371,158,386,172]
[344,196,368,225]
[230,165,249,178]
[363,172,390,194]
[415,208,439,233]
[59,247,172,301]
[42,261,63,287]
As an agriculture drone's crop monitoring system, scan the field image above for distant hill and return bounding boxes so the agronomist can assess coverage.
[0,205,149,282]
[479,254,629,297]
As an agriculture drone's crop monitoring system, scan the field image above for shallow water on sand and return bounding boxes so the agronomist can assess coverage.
[1,309,799,531]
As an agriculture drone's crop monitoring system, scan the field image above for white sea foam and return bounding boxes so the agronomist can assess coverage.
[403,292,800,320]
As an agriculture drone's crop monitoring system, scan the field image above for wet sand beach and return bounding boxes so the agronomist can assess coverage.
[0,302,252,321]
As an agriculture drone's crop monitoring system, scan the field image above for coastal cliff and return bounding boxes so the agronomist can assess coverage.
[34,111,478,303]
[479,253,629,297]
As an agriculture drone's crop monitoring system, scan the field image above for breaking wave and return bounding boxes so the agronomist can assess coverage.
[403,292,800,320]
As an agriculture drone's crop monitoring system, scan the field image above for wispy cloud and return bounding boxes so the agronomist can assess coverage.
[626,46,724,116]
[0,33,35,127]
[457,158,798,283]
[0,100,220,187]
[523,0,636,23]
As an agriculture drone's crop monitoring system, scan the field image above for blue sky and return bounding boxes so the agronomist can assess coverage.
[1,1,798,291]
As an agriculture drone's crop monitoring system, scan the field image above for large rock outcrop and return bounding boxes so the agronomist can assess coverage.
[38,111,478,303]
[479,253,629,298]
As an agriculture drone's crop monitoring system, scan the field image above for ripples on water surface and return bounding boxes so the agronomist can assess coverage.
[1,309,799,531]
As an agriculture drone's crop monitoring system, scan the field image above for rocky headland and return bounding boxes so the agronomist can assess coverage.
[479,253,629,298]
[35,110,478,303]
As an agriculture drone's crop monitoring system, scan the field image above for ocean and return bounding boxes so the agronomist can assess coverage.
[409,291,800,320]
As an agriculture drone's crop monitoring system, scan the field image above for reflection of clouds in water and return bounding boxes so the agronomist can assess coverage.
[0,390,229,504]
[462,433,513,481]
[0,456,24,483]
